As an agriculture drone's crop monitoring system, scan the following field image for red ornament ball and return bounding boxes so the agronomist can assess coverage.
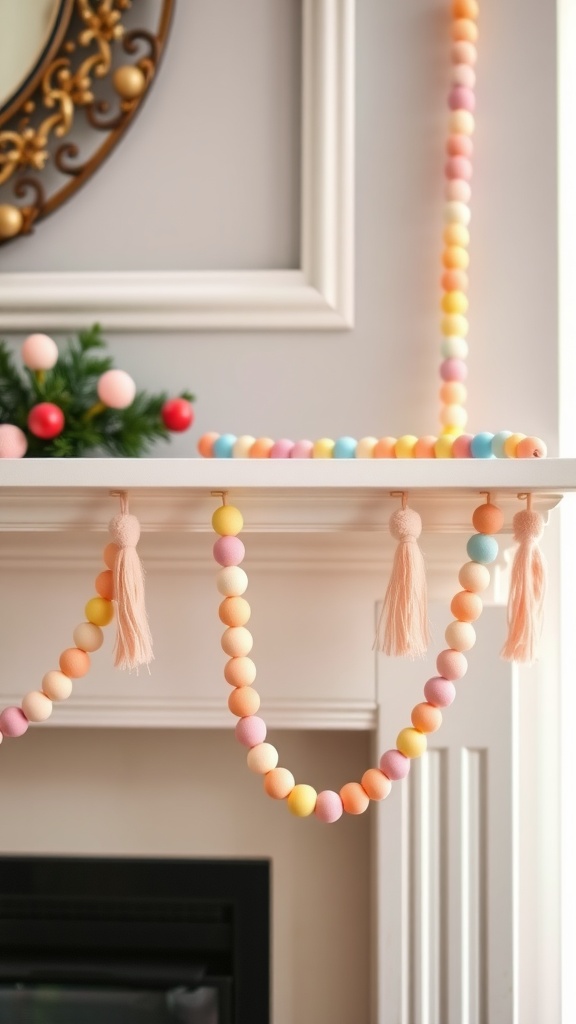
[27,402,65,439]
[161,397,194,432]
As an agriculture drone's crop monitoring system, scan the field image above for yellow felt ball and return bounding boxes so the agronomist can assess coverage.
[434,435,455,458]
[396,727,427,759]
[85,597,114,627]
[503,432,526,458]
[395,435,418,458]
[440,404,468,428]
[287,783,318,817]
[312,438,335,458]
[212,505,244,536]
[443,223,470,248]
[441,314,468,337]
[441,291,468,315]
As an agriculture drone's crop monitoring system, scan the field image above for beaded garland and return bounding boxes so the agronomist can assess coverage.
[212,490,504,821]
[196,1,547,463]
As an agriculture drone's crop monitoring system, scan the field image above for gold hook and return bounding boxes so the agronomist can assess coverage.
[390,491,407,510]
[211,490,228,506]
[517,492,533,510]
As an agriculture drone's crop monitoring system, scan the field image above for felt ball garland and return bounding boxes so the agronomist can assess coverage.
[212,489,503,821]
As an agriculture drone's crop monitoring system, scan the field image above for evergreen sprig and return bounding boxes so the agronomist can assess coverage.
[0,325,194,458]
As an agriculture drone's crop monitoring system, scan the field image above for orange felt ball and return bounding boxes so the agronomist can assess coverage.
[219,597,251,627]
[453,0,479,18]
[516,436,547,459]
[264,767,295,799]
[452,18,478,43]
[59,647,91,678]
[197,431,220,457]
[361,768,392,801]
[250,437,274,458]
[441,269,469,292]
[373,437,397,458]
[340,781,370,815]
[228,686,261,717]
[95,569,114,600]
[224,656,256,687]
[102,542,119,570]
[450,590,483,621]
[414,435,438,458]
[472,502,504,534]
[440,381,467,405]
[411,702,443,733]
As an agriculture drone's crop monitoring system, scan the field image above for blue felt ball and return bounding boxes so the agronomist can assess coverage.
[470,432,496,459]
[491,431,513,459]
[333,436,357,459]
[213,433,237,458]
[466,533,499,564]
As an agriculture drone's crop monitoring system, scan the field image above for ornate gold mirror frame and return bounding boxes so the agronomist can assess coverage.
[0,0,174,246]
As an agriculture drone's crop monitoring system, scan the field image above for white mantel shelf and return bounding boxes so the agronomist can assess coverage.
[0,458,575,536]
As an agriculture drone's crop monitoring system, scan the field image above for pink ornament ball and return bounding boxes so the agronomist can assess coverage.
[290,440,314,458]
[21,333,58,371]
[315,790,344,823]
[213,535,245,567]
[452,433,473,457]
[424,676,457,707]
[379,749,410,781]
[270,439,295,458]
[97,369,136,409]
[436,648,468,680]
[235,715,267,747]
[440,358,468,382]
[0,423,28,458]
[0,706,29,737]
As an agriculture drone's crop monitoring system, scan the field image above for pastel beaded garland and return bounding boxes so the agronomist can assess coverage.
[212,493,502,821]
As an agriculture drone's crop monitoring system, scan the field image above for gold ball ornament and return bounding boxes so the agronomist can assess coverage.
[0,204,23,241]
[113,65,146,100]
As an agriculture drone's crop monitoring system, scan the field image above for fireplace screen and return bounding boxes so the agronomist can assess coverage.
[0,856,270,1024]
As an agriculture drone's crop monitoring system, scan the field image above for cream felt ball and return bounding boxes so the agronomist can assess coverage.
[221,626,253,658]
[247,742,279,774]
[216,566,248,597]
[21,691,53,723]
[445,620,476,652]
[21,333,58,370]
[42,671,73,701]
[97,369,136,409]
[0,424,27,458]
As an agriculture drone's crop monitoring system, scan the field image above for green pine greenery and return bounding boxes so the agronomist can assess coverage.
[0,324,194,458]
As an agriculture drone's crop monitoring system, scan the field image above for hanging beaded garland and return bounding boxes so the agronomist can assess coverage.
[211,490,504,821]
[196,0,547,463]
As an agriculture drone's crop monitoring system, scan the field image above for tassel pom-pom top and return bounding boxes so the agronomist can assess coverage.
[109,513,141,549]
[512,508,544,544]
[389,507,423,543]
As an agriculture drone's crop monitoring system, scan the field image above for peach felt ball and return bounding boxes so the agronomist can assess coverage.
[224,657,256,686]
[411,702,443,733]
[59,648,91,678]
[516,436,547,459]
[219,597,251,627]
[361,769,392,801]
[436,648,468,679]
[198,432,220,458]
[247,743,279,774]
[265,767,296,799]
[0,424,28,459]
[97,369,136,409]
[221,626,253,658]
[445,620,476,651]
[450,590,483,621]
[250,437,275,458]
[235,715,267,747]
[103,542,120,570]
[228,686,260,717]
[42,670,73,701]
[340,782,370,815]
[95,571,114,601]
[21,691,53,722]
[374,437,397,458]
[21,333,59,370]
[472,502,504,534]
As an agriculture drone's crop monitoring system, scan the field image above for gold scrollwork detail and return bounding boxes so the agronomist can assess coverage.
[0,0,173,244]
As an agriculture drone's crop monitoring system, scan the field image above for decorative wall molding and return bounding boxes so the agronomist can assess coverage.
[0,0,355,332]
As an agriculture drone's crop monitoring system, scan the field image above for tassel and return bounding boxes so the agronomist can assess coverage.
[501,493,546,665]
[374,492,430,658]
[108,491,154,672]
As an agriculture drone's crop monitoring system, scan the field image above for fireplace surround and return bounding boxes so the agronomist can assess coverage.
[0,855,270,1023]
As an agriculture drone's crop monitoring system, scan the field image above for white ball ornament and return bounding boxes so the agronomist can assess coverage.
[21,333,58,371]
[0,424,27,458]
[97,369,137,409]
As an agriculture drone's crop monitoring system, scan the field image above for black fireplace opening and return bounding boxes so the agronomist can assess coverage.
[0,855,270,1023]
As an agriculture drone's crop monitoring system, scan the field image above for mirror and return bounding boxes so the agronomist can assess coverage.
[0,0,174,246]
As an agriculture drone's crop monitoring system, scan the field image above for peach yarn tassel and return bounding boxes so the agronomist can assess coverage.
[109,492,154,672]
[374,494,430,659]
[501,494,546,665]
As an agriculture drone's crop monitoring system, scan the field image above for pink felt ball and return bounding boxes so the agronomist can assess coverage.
[379,749,410,781]
[97,369,137,409]
[290,439,314,458]
[0,424,28,458]
[27,403,65,440]
[451,63,476,88]
[270,439,295,458]
[436,648,468,680]
[234,715,267,747]
[448,85,476,112]
[21,333,58,371]
[315,790,344,823]
[213,536,245,567]
[452,433,474,458]
[424,676,457,707]
[445,156,473,181]
[440,358,468,382]
[0,706,29,737]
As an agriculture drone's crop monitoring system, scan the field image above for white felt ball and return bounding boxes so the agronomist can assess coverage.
[356,437,378,458]
[22,691,53,722]
[216,566,248,596]
[73,622,104,652]
[21,333,58,370]
[233,435,256,457]
[0,424,28,459]
[97,369,136,409]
